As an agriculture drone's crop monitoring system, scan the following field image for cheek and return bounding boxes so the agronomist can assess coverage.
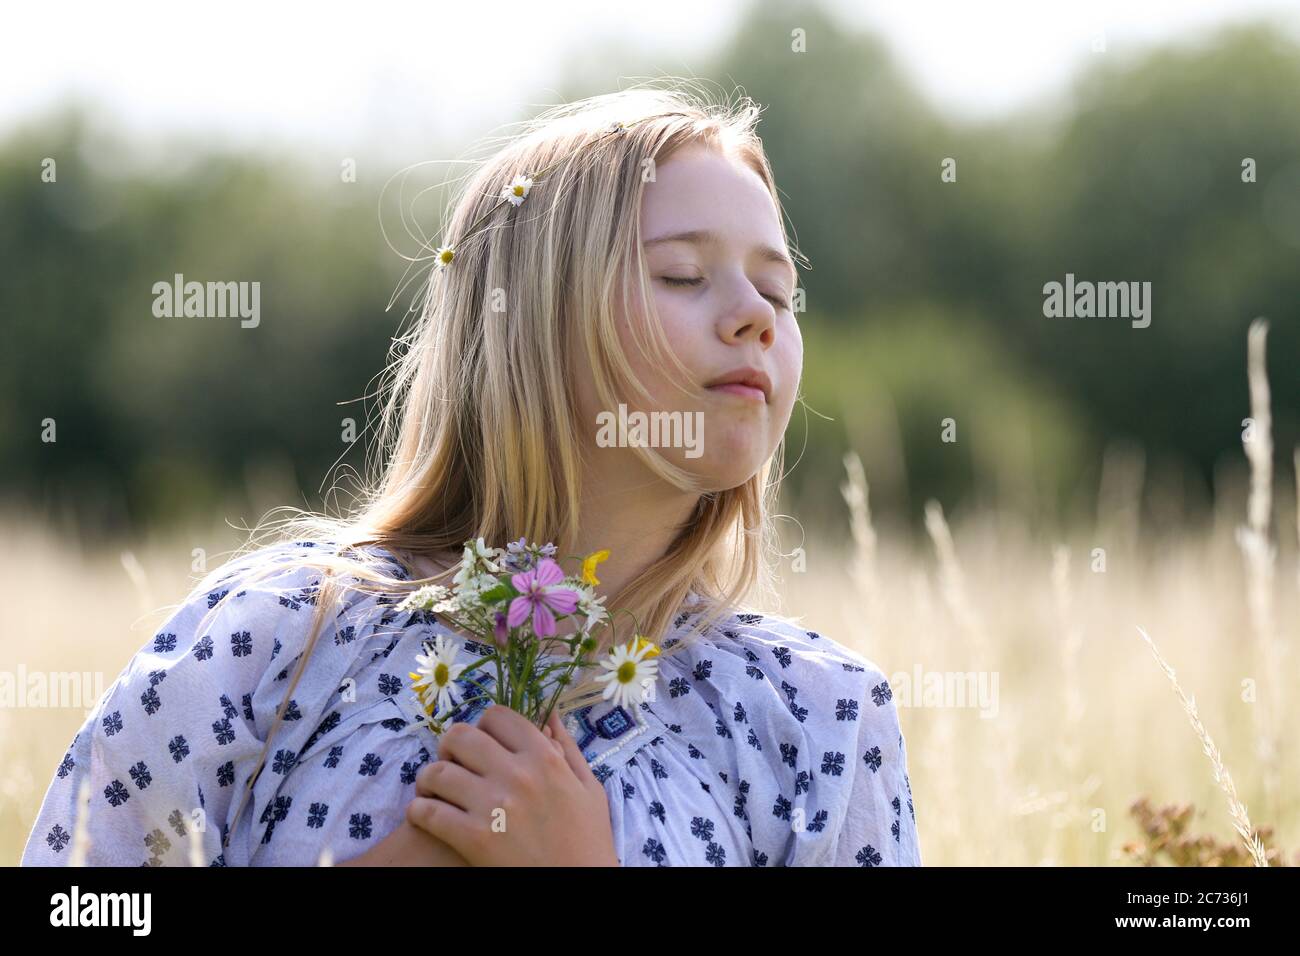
[652,292,700,364]
[615,286,700,411]
[777,324,802,412]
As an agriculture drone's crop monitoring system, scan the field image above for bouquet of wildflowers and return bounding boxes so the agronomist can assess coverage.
[396,537,660,736]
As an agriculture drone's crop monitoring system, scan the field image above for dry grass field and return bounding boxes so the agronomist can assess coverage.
[3,326,1295,867]
[3,475,1295,866]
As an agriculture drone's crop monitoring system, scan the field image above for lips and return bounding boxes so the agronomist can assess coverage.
[708,382,767,402]
[704,366,772,403]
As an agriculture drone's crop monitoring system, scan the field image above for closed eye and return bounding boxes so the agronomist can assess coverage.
[660,276,790,311]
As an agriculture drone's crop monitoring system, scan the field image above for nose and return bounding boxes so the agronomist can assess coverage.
[717,276,776,348]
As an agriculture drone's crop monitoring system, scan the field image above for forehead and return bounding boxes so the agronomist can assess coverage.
[640,145,794,281]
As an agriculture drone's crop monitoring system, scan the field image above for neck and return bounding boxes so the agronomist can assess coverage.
[402,455,701,640]
[570,464,699,610]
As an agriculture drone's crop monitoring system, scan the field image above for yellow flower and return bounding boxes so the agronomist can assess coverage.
[628,634,659,659]
[581,548,610,586]
[409,671,437,719]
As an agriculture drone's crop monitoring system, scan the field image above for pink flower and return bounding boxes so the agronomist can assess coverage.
[507,558,578,638]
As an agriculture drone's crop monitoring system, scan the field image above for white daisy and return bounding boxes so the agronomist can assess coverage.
[409,635,466,716]
[501,174,533,207]
[434,246,454,269]
[593,636,660,711]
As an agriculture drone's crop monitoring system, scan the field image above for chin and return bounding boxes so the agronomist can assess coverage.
[651,417,772,483]
[677,452,766,491]
[709,424,771,462]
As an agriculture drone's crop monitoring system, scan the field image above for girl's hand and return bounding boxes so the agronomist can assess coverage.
[407,705,620,866]
[337,819,471,867]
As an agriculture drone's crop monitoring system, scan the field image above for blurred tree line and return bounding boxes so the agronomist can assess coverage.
[1,6,1296,543]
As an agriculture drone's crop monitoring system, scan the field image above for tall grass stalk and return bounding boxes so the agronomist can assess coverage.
[923,499,1018,864]
[841,451,880,628]
[1235,317,1281,817]
[1134,626,1268,867]
[1048,544,1089,864]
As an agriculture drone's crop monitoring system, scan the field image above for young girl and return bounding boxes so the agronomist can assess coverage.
[22,84,920,867]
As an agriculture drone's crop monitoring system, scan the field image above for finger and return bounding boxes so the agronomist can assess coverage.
[546,708,593,782]
[415,756,494,812]
[436,721,515,778]
[406,796,482,861]
[477,704,551,756]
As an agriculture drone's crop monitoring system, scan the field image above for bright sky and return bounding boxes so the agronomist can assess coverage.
[3,0,1297,157]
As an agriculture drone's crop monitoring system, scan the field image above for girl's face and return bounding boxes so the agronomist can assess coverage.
[578,142,802,492]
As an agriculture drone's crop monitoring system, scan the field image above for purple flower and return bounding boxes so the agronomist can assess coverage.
[493,611,509,646]
[507,558,578,637]
[501,538,534,573]
[502,538,559,573]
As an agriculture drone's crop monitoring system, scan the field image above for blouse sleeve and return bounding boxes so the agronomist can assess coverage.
[830,669,922,866]
[20,547,324,866]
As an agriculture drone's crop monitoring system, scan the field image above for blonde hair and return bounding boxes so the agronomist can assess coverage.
[204,79,805,853]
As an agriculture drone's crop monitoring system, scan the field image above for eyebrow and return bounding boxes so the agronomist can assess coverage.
[643,229,798,285]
